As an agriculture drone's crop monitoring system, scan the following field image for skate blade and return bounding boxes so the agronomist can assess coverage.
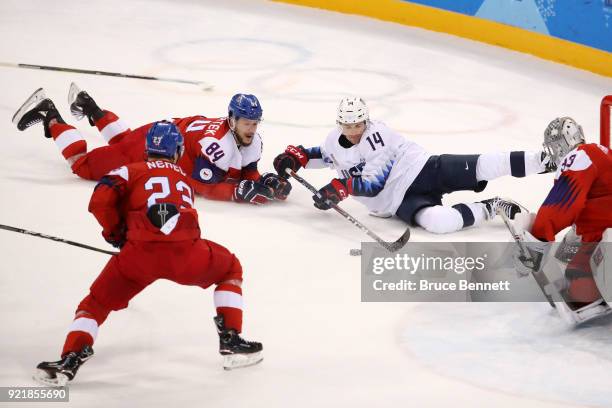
[222,352,263,370]
[33,370,69,387]
[368,211,392,219]
[12,88,46,126]
[67,82,85,121]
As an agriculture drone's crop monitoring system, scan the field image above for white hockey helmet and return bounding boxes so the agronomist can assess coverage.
[542,117,586,166]
[336,97,369,125]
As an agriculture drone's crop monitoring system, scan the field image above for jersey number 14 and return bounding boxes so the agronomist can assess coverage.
[366,132,385,151]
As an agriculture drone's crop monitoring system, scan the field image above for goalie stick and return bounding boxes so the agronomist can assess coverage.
[0,62,214,91]
[285,169,410,254]
[0,223,118,256]
[498,212,556,308]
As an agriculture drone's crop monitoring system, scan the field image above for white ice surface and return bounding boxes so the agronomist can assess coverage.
[0,0,611,407]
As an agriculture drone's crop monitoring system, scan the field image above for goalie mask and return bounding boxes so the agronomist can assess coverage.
[336,97,369,125]
[543,117,585,167]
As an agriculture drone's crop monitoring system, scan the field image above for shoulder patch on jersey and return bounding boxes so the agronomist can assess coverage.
[558,148,592,173]
[192,156,227,184]
[108,165,129,181]
[597,144,609,154]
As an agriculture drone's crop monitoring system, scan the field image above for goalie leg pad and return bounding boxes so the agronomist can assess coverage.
[555,299,612,326]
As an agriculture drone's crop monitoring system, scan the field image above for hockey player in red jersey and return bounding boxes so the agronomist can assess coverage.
[33,122,262,387]
[12,84,290,205]
[515,117,612,323]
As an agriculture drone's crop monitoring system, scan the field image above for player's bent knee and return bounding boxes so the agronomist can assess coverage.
[71,156,97,181]
[415,205,464,234]
[224,257,243,282]
[76,294,112,325]
[205,239,244,282]
[219,278,242,287]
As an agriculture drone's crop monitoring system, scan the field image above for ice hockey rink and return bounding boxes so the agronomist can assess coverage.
[1,0,612,407]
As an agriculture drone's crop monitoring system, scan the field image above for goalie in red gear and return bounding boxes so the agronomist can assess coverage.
[12,85,290,205]
[33,122,262,387]
[517,117,612,311]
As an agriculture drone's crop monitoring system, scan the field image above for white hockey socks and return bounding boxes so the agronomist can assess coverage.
[476,151,544,181]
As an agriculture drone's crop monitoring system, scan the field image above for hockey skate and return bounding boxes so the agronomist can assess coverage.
[33,346,94,387]
[12,88,63,138]
[67,82,103,125]
[214,315,263,370]
[482,197,523,220]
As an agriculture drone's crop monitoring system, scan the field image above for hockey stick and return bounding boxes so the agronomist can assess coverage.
[0,224,118,256]
[286,169,410,254]
[0,62,214,91]
[498,212,555,308]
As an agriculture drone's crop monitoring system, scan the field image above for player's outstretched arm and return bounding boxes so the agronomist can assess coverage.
[273,145,309,177]
[273,144,329,177]
[192,181,237,201]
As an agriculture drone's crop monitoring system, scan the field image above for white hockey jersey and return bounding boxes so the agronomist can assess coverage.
[305,120,431,214]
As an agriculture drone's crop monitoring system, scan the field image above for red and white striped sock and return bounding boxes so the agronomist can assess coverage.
[214,283,243,332]
[49,123,87,167]
[61,312,99,356]
[94,111,130,145]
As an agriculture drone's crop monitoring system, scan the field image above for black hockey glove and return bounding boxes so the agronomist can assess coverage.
[259,172,292,200]
[312,179,349,210]
[103,227,126,249]
[233,180,274,205]
[273,145,309,178]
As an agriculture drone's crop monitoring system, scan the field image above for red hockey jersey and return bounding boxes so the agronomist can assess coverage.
[532,143,612,242]
[89,160,200,242]
[173,116,262,200]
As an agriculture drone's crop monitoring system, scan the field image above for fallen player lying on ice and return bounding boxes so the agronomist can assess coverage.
[273,97,555,234]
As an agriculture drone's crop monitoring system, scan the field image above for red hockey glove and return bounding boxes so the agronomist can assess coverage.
[273,145,309,178]
[312,179,349,210]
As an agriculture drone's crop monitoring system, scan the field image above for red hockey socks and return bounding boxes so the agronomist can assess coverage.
[94,111,130,145]
[49,123,87,167]
[214,283,243,332]
[61,312,100,356]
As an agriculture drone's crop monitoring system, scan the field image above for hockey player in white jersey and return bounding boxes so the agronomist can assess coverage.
[273,97,555,234]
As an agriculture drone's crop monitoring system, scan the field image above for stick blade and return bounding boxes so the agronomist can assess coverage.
[349,226,410,256]
[389,226,411,252]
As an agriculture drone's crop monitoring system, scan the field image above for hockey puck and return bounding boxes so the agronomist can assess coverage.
[349,249,362,256]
